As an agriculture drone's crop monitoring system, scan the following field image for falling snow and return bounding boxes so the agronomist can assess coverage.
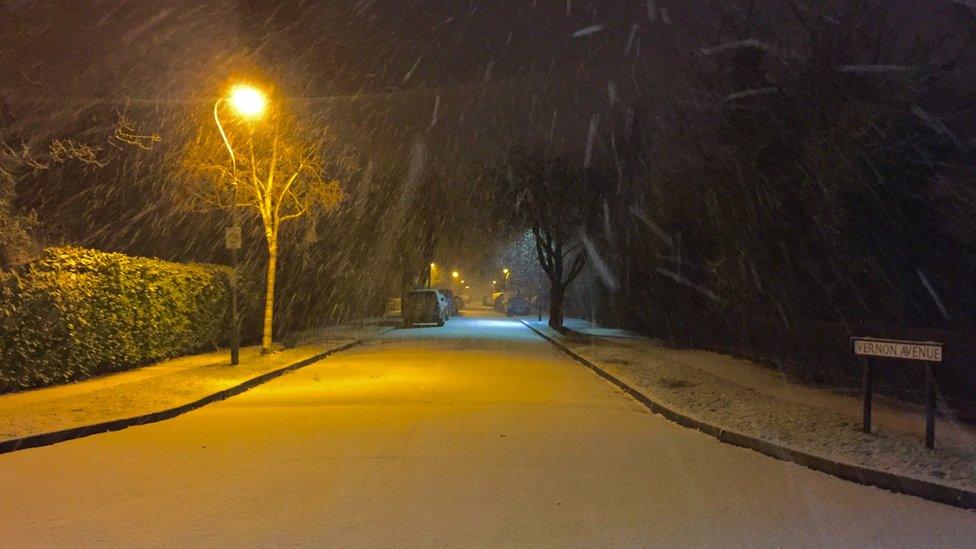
[1,1,975,543]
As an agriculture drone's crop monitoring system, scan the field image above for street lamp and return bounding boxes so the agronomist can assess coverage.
[228,85,267,119]
[451,271,460,279]
[214,83,267,365]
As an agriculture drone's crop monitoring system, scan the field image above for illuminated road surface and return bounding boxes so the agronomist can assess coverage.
[2,311,974,546]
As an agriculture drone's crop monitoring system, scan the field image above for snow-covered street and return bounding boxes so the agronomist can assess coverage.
[1,310,974,547]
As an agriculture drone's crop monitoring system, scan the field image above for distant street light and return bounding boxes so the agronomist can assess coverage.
[214,83,267,366]
[452,271,460,279]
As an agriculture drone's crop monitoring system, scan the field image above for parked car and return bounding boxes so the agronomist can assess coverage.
[453,295,466,311]
[438,288,460,316]
[435,291,451,321]
[402,289,449,328]
[505,294,531,316]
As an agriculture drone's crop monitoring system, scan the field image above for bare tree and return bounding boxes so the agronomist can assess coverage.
[1,101,157,269]
[182,111,344,352]
[506,152,605,330]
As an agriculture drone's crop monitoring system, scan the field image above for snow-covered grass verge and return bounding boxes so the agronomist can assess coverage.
[530,322,976,493]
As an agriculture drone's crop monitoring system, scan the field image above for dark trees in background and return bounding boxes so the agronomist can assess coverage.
[0,123,36,269]
[0,99,156,270]
[495,231,545,300]
[389,138,452,294]
[597,0,976,337]
[0,179,36,270]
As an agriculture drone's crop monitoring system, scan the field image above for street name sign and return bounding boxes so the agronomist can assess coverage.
[853,338,943,362]
[852,336,944,449]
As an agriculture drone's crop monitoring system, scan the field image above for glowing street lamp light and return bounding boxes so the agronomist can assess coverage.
[451,271,460,279]
[214,85,268,169]
[214,85,268,172]
[213,83,268,366]
[228,85,267,119]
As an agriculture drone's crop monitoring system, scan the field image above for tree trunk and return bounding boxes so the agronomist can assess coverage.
[262,241,277,353]
[548,282,564,331]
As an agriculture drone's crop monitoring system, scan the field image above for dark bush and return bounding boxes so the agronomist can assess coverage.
[0,246,245,392]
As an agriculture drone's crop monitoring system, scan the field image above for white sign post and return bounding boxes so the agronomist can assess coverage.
[853,337,943,449]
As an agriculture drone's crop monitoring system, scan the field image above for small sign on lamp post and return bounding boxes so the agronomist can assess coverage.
[225,226,242,250]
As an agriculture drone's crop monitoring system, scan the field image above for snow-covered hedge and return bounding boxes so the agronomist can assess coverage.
[0,247,236,392]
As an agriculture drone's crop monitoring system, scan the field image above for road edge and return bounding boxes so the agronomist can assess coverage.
[520,320,976,510]
[0,336,378,455]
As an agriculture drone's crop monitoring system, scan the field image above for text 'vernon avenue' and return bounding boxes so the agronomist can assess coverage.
[853,339,943,362]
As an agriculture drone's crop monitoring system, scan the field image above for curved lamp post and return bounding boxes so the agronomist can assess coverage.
[213,84,267,365]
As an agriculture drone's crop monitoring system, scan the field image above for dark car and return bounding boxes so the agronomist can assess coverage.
[402,289,449,328]
[438,288,460,316]
[505,295,531,316]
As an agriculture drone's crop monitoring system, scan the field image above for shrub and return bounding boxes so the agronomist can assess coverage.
[0,247,243,392]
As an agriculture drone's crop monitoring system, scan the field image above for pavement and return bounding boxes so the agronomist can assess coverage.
[0,322,388,444]
[1,309,974,546]
[0,345,337,443]
[556,318,976,449]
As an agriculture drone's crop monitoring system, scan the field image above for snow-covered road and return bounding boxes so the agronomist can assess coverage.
[1,312,974,546]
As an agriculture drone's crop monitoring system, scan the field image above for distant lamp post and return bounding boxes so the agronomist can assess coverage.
[452,271,460,279]
[503,267,510,282]
[214,83,267,366]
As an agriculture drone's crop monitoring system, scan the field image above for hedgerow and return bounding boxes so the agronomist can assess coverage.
[0,247,240,392]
